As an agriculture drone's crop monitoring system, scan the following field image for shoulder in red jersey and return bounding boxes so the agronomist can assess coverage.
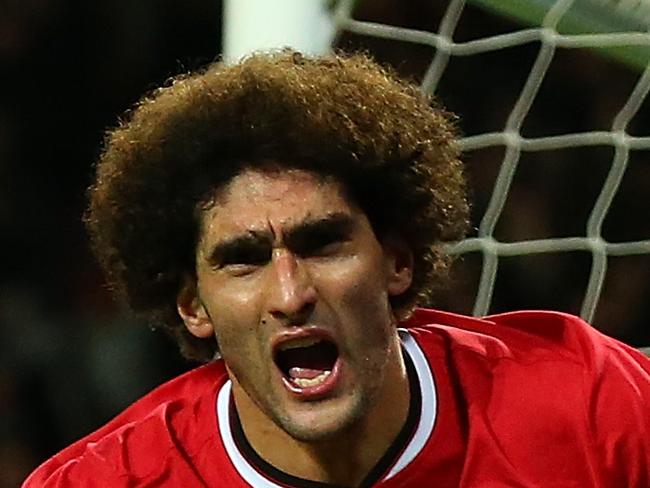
[23,361,229,487]
[400,308,650,487]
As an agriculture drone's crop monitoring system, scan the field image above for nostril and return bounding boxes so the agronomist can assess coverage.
[270,301,315,325]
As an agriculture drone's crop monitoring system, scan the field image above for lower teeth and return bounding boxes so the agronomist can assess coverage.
[292,370,331,388]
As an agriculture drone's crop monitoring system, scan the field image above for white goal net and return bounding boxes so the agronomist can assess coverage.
[329,0,650,349]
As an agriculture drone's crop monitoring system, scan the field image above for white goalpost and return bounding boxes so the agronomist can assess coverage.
[222,0,336,62]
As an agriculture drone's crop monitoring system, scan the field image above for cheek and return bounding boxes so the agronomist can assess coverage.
[347,256,389,299]
[215,319,274,402]
[212,316,269,387]
[318,256,392,321]
[199,273,265,326]
[208,297,263,353]
[197,276,267,359]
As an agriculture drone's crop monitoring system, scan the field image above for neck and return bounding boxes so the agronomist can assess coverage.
[231,335,411,487]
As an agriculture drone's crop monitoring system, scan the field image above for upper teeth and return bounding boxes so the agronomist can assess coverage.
[279,337,321,351]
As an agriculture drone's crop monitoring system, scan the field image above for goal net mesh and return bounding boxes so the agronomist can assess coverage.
[329,0,650,348]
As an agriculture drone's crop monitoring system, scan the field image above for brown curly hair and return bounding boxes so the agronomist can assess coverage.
[86,50,469,362]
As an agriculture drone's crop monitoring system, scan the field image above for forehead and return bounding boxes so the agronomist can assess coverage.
[200,168,357,239]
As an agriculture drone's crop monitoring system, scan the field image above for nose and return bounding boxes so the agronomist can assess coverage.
[266,248,317,324]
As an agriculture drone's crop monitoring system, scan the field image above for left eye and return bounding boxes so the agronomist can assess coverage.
[300,237,347,258]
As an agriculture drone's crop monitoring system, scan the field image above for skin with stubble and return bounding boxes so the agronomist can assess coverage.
[177,167,414,485]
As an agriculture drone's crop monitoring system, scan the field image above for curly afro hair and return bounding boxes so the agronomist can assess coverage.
[86,50,469,362]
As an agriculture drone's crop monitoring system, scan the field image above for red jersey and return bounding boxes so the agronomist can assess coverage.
[24,309,650,487]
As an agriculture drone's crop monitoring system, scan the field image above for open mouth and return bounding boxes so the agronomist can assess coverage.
[274,337,339,390]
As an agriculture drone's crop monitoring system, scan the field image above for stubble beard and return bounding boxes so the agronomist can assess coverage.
[272,391,371,443]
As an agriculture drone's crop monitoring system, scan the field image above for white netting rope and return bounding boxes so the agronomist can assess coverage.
[331,0,650,322]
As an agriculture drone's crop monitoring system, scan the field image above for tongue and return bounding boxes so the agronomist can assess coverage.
[288,367,328,379]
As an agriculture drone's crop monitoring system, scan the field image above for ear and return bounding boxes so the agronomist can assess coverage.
[176,276,214,339]
[382,236,414,297]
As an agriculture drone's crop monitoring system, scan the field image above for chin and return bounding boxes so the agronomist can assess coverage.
[274,396,369,443]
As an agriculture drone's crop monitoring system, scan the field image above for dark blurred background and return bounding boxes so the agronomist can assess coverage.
[2,0,649,486]
[1,1,222,485]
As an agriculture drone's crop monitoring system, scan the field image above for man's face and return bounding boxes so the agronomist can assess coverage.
[185,167,412,441]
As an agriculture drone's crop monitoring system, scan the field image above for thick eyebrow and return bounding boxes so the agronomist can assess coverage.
[284,212,356,253]
[205,231,272,267]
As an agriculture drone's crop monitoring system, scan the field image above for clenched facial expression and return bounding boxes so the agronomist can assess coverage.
[185,167,412,441]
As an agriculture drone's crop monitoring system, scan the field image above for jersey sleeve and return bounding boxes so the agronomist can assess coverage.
[23,405,215,488]
[25,453,124,488]
[24,444,210,488]
[22,362,228,488]
[586,339,650,487]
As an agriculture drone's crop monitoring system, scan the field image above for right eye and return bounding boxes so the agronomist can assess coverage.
[219,248,271,274]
